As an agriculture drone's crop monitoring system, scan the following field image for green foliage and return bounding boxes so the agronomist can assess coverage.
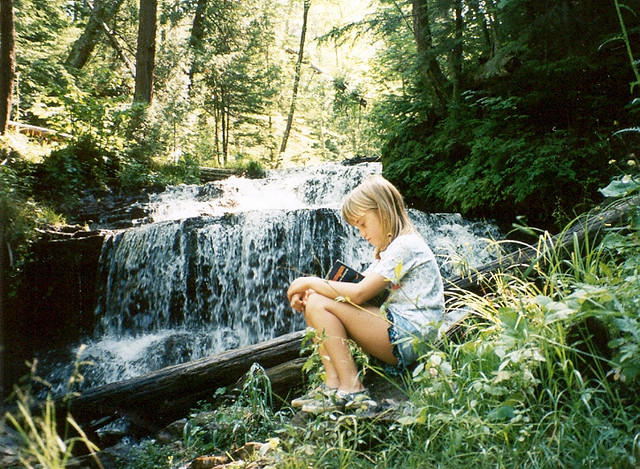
[117,153,200,192]
[234,159,267,179]
[34,135,119,200]
[193,0,284,165]
[4,390,100,469]
[125,363,289,468]
[600,174,640,198]
[186,363,284,452]
[0,144,66,289]
[3,355,101,469]
[382,80,620,229]
[419,218,640,467]
[125,440,176,469]
[370,0,637,230]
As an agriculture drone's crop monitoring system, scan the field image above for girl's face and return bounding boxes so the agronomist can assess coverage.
[354,210,387,250]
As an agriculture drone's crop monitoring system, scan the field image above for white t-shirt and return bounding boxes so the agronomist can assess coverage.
[364,233,445,335]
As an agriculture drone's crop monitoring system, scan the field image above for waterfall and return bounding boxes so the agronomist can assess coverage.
[41,162,502,391]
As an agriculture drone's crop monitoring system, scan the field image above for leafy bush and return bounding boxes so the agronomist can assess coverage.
[0,152,66,292]
[34,135,120,200]
[117,154,200,192]
[383,105,616,230]
[381,48,628,231]
[393,199,640,467]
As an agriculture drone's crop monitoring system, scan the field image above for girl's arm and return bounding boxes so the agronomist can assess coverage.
[287,273,388,306]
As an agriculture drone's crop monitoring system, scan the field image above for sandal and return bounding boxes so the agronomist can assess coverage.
[301,388,377,414]
[291,384,336,409]
[342,390,377,412]
[301,391,347,414]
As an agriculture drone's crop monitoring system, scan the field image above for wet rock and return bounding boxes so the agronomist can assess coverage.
[156,418,188,445]
[0,421,22,468]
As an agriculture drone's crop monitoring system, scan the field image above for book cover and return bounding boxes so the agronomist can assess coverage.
[326,260,364,283]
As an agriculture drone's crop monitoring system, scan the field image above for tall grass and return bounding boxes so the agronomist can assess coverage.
[3,355,102,468]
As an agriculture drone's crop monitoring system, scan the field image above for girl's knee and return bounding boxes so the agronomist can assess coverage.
[303,292,332,321]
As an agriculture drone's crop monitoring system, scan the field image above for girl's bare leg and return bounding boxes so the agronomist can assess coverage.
[314,338,340,389]
[303,292,397,393]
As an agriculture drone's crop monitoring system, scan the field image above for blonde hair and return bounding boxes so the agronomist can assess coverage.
[341,175,416,253]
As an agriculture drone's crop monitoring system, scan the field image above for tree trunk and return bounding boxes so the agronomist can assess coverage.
[221,89,228,165]
[60,331,308,429]
[65,0,126,71]
[469,0,492,55]
[411,0,450,113]
[0,196,7,398]
[187,0,208,86]
[451,0,463,107]
[0,0,16,135]
[279,0,311,158]
[133,0,157,104]
[225,105,230,165]
[484,0,501,57]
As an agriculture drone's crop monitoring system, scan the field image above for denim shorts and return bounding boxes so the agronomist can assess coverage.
[385,309,422,374]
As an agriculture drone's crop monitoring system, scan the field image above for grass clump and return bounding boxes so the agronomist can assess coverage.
[123,363,292,468]
[2,355,101,469]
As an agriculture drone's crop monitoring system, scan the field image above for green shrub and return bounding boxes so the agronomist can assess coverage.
[35,135,119,200]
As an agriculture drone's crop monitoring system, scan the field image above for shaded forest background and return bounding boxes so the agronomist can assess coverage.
[1,0,640,234]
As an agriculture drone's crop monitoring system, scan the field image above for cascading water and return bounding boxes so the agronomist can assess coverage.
[43,162,502,391]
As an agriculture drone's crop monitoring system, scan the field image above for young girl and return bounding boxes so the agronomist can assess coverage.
[287,175,445,413]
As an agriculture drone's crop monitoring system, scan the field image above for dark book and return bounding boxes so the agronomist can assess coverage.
[327,260,364,283]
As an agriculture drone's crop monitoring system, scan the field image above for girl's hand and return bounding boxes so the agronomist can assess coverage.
[287,277,314,302]
[288,277,317,312]
[289,291,306,312]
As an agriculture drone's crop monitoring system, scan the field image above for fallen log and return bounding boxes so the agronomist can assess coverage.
[57,195,639,431]
[8,120,72,140]
[199,167,244,182]
[62,331,308,430]
[445,195,640,293]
